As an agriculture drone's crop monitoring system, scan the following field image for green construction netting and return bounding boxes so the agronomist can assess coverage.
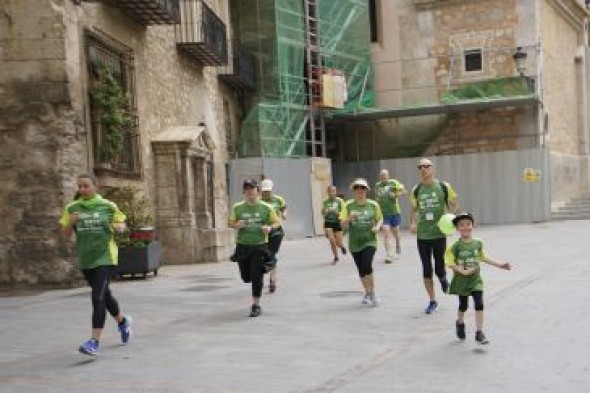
[440,77,531,104]
[234,0,375,157]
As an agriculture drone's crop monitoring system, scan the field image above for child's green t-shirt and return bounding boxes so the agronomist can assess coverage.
[444,237,487,295]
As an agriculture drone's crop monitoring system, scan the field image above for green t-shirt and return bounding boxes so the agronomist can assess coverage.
[230,200,279,245]
[262,194,286,216]
[374,179,404,215]
[59,195,126,269]
[322,197,345,223]
[410,180,457,240]
[341,199,383,253]
[444,238,487,295]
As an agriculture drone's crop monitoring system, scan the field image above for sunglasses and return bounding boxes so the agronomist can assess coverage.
[353,185,368,190]
[417,164,432,170]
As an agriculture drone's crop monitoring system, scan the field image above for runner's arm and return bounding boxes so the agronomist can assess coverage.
[269,209,281,230]
[229,208,245,229]
[372,204,383,232]
[446,184,459,213]
[59,208,77,238]
[482,256,511,270]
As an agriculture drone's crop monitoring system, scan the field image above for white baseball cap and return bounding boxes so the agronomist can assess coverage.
[261,179,274,192]
[350,178,370,190]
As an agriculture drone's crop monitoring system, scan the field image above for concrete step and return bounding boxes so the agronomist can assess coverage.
[556,207,590,214]
[563,201,590,208]
[552,213,590,221]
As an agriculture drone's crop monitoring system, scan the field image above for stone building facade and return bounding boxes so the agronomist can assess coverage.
[349,0,590,207]
[0,0,241,284]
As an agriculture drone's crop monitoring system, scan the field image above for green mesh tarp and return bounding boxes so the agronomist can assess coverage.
[441,77,531,103]
[234,0,375,157]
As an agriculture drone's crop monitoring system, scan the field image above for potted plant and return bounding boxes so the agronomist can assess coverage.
[104,187,162,278]
[90,68,131,167]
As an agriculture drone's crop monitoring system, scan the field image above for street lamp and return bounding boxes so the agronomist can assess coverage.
[513,46,534,93]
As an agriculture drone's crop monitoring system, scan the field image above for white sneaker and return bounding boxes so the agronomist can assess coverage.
[370,293,379,307]
[362,293,371,305]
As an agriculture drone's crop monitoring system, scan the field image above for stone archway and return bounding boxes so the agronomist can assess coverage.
[152,126,232,264]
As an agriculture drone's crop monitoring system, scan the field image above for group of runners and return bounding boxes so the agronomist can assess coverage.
[60,157,510,356]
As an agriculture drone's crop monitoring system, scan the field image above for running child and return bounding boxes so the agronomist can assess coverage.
[444,212,511,345]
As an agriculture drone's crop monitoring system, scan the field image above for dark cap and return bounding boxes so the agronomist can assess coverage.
[242,178,259,189]
[452,212,474,226]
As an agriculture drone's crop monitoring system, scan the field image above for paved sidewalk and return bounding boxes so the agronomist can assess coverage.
[1,220,589,393]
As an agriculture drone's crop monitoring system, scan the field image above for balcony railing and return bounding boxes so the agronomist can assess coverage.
[176,0,228,66]
[219,42,256,90]
[105,0,180,25]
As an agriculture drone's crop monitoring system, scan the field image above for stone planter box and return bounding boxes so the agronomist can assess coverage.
[117,241,163,278]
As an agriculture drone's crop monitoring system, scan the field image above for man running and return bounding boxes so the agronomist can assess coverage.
[260,179,287,293]
[322,185,347,264]
[230,179,281,317]
[375,169,406,263]
[409,158,459,314]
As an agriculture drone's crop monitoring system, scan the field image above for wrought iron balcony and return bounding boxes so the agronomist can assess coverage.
[176,0,228,66]
[105,0,180,25]
[218,42,256,90]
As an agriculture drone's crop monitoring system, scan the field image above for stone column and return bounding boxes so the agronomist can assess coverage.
[152,142,197,264]
[192,156,212,228]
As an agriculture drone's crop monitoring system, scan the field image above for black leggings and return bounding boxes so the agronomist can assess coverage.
[268,228,284,262]
[351,246,376,278]
[458,291,484,312]
[236,245,267,298]
[82,265,120,329]
[417,238,447,279]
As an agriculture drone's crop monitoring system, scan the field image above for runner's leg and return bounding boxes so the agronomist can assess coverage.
[417,239,435,301]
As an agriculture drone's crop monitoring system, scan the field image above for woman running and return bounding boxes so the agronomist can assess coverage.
[60,173,132,356]
[341,178,383,307]
[230,179,281,317]
[322,185,347,264]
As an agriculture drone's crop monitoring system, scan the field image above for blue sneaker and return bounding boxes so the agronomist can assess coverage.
[425,300,438,314]
[78,338,99,356]
[118,316,132,344]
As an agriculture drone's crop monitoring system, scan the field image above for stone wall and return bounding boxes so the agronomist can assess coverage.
[550,151,590,208]
[0,0,83,284]
[541,0,587,155]
[0,0,239,284]
[425,107,537,156]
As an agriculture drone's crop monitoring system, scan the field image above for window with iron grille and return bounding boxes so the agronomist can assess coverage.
[464,49,483,72]
[85,29,141,178]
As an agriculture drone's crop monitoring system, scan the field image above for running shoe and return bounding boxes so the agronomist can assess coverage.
[370,292,379,307]
[396,245,401,255]
[118,316,132,344]
[456,321,466,340]
[340,247,347,255]
[331,257,339,265]
[425,300,438,314]
[269,280,276,294]
[78,338,99,356]
[475,331,489,345]
[440,278,450,294]
[362,293,371,305]
[384,258,393,264]
[249,304,262,317]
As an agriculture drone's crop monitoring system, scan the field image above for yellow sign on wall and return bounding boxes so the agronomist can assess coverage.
[523,168,542,182]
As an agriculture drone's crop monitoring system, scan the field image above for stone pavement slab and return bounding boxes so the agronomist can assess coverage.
[1,221,589,392]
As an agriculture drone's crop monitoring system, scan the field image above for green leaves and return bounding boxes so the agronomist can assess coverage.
[104,187,154,247]
[91,69,131,162]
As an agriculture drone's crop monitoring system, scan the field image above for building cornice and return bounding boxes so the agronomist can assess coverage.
[547,0,589,29]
